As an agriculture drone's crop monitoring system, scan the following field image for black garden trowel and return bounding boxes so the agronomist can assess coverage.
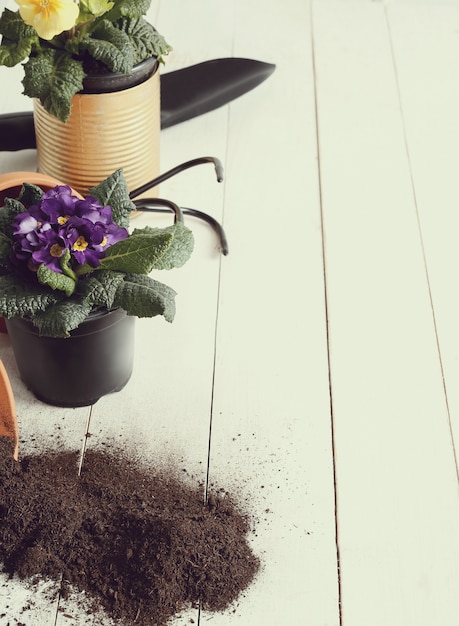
[160,58,275,128]
[0,58,276,152]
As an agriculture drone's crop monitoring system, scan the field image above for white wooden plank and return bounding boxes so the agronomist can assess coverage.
[386,2,459,468]
[0,578,61,626]
[203,0,340,624]
[313,2,459,625]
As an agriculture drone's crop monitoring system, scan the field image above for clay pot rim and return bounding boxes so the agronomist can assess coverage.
[0,171,82,201]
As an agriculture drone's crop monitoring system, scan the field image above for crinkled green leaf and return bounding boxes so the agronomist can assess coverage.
[0,9,34,41]
[33,300,93,338]
[0,275,62,318]
[0,9,37,66]
[113,273,176,321]
[78,0,114,19]
[22,50,85,122]
[103,0,152,22]
[89,169,135,228]
[63,34,81,57]
[117,17,171,63]
[0,208,13,238]
[37,263,76,297]
[131,222,194,270]
[0,37,34,67]
[59,249,77,281]
[18,182,44,207]
[0,233,12,268]
[77,270,125,308]
[0,199,26,237]
[80,20,134,73]
[2,197,26,216]
[99,230,173,274]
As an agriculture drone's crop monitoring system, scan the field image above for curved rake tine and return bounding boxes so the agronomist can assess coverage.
[182,206,229,256]
[133,197,184,223]
[129,156,224,199]
[132,199,228,255]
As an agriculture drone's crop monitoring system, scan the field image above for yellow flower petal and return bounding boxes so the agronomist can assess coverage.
[15,0,79,40]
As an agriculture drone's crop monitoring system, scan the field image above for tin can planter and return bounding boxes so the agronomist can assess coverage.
[6,309,135,407]
[33,57,160,196]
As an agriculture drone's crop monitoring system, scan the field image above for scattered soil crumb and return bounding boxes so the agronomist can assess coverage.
[0,438,259,625]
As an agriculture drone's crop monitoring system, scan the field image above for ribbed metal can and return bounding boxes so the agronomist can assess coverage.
[33,62,160,196]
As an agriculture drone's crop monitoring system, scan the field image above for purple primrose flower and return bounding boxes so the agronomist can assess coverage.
[38,185,79,222]
[10,186,128,275]
[31,228,67,273]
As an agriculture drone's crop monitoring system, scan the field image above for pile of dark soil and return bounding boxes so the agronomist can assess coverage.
[0,437,259,625]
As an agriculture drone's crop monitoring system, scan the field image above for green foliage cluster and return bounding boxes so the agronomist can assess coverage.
[0,170,194,338]
[0,0,171,122]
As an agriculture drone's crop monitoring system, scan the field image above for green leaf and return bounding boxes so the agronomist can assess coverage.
[0,37,33,67]
[22,50,85,123]
[0,233,12,268]
[117,18,171,63]
[2,197,26,215]
[74,262,95,278]
[0,199,26,237]
[78,0,115,19]
[99,230,173,273]
[33,300,93,338]
[80,20,134,73]
[77,270,125,308]
[2,197,25,216]
[0,275,62,318]
[89,169,135,228]
[0,9,34,41]
[37,263,76,297]
[103,0,152,22]
[59,249,77,281]
[18,182,44,207]
[131,222,194,270]
[0,208,12,238]
[0,9,37,67]
[113,273,176,321]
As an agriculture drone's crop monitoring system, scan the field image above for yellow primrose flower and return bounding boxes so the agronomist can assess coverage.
[15,0,79,41]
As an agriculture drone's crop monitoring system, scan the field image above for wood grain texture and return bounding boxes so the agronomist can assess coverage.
[386,1,459,462]
[312,2,459,625]
[204,0,339,624]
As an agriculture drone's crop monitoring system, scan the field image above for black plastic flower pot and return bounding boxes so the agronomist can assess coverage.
[80,56,159,93]
[6,309,135,407]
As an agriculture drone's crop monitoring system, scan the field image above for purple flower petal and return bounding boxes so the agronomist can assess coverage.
[31,230,68,273]
[13,213,39,236]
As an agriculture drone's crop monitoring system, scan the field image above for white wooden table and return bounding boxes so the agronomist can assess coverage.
[2,0,459,624]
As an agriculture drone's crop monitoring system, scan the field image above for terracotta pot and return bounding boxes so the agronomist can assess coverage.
[0,171,77,205]
[33,58,160,196]
[6,309,135,407]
